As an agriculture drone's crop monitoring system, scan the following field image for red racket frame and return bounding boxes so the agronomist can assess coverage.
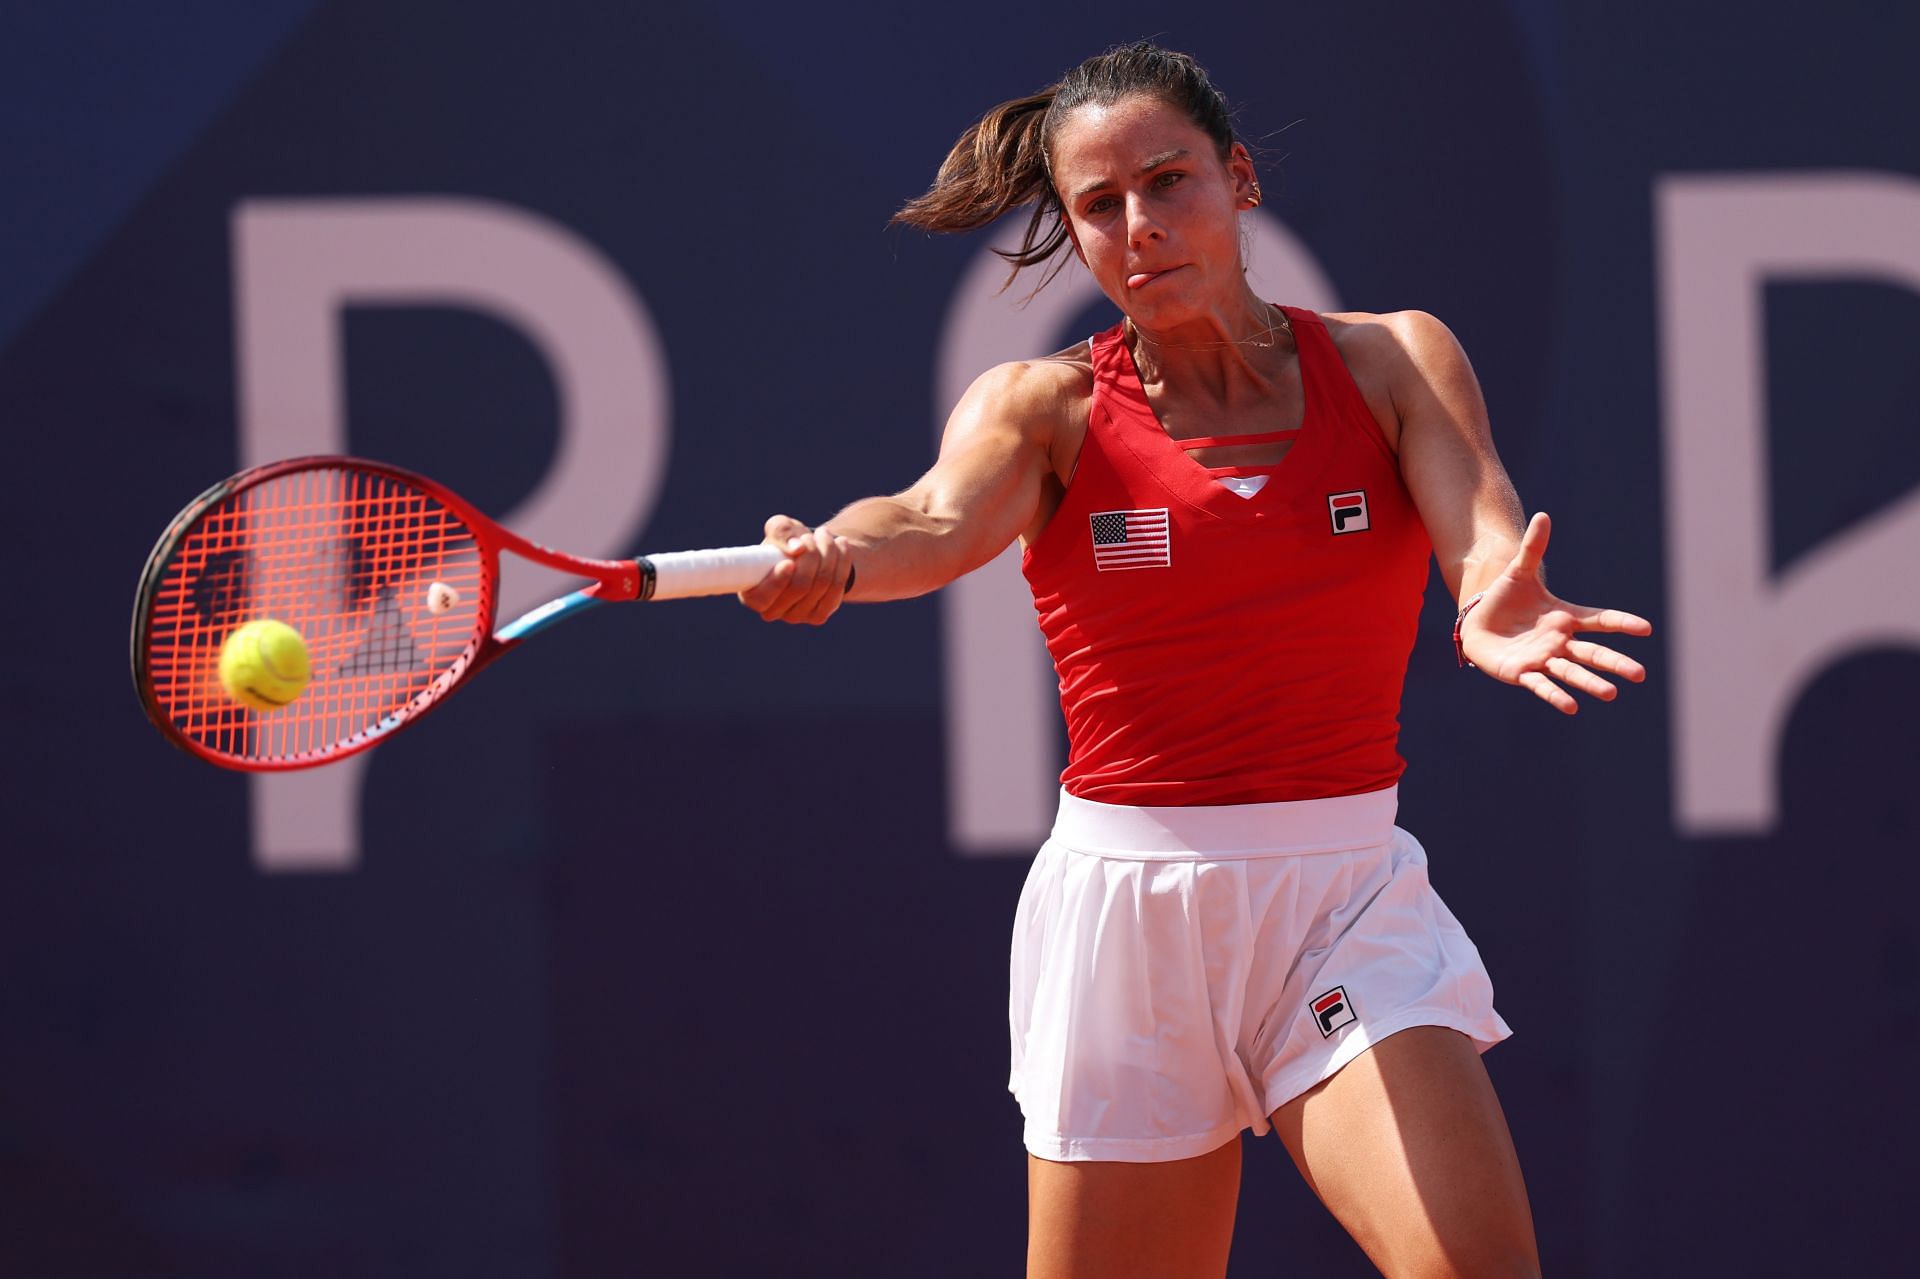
[132,456,644,772]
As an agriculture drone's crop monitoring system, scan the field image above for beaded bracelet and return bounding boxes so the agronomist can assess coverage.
[1453,591,1487,669]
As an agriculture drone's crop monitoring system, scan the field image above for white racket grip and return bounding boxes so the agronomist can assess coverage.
[639,544,785,600]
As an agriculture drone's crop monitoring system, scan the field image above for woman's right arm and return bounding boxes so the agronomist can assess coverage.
[738,358,1076,625]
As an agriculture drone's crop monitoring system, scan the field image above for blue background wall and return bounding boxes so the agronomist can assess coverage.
[3,2,1916,1274]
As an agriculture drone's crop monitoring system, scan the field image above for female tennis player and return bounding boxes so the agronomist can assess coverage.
[740,42,1647,1279]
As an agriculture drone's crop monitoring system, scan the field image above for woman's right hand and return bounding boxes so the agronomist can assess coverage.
[738,514,854,625]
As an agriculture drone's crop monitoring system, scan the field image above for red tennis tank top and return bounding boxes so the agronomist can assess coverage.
[1021,307,1431,806]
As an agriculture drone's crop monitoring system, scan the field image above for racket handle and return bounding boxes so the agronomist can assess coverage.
[638,544,785,601]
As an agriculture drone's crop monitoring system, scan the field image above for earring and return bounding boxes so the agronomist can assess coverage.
[1246,181,1263,208]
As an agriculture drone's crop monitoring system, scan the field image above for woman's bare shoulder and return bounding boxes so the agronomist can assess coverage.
[1028,337,1096,392]
[1319,309,1462,368]
[958,340,1095,426]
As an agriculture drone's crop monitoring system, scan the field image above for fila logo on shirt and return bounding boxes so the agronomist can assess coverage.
[1310,986,1357,1037]
[1327,490,1370,535]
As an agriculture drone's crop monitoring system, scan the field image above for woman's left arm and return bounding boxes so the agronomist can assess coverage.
[1382,310,1652,714]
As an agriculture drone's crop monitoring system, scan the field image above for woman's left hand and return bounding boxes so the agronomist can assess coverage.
[1457,512,1653,714]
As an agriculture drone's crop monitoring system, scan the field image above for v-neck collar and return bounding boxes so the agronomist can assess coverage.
[1100,306,1326,523]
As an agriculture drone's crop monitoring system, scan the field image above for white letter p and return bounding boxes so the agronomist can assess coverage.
[1656,172,1920,836]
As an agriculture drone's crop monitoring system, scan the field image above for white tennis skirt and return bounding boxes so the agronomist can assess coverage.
[1008,785,1511,1163]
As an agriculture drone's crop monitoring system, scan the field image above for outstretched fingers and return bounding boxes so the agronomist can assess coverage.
[1565,638,1646,683]
[1487,518,1650,713]
[1509,511,1552,579]
[1518,670,1577,715]
[1573,604,1654,637]
[1546,655,1616,702]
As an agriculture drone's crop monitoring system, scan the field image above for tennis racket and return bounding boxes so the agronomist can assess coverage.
[132,455,783,771]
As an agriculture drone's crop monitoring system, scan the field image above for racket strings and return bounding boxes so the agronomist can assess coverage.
[142,467,490,765]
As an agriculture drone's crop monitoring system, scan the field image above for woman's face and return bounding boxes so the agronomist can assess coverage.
[1048,95,1256,325]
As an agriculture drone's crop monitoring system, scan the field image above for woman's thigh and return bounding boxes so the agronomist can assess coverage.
[1270,1026,1540,1279]
[1026,1138,1241,1279]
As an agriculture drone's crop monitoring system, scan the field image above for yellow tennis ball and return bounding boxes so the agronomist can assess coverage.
[219,619,311,712]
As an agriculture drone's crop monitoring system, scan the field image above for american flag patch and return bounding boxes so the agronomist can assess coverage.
[1090,508,1171,571]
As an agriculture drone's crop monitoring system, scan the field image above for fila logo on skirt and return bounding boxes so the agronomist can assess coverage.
[1090,508,1171,570]
[1311,986,1357,1037]
[1327,490,1370,534]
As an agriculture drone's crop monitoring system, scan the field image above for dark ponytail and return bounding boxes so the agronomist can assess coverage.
[893,43,1240,294]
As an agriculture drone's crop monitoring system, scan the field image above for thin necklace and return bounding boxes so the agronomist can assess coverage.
[1126,305,1294,353]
